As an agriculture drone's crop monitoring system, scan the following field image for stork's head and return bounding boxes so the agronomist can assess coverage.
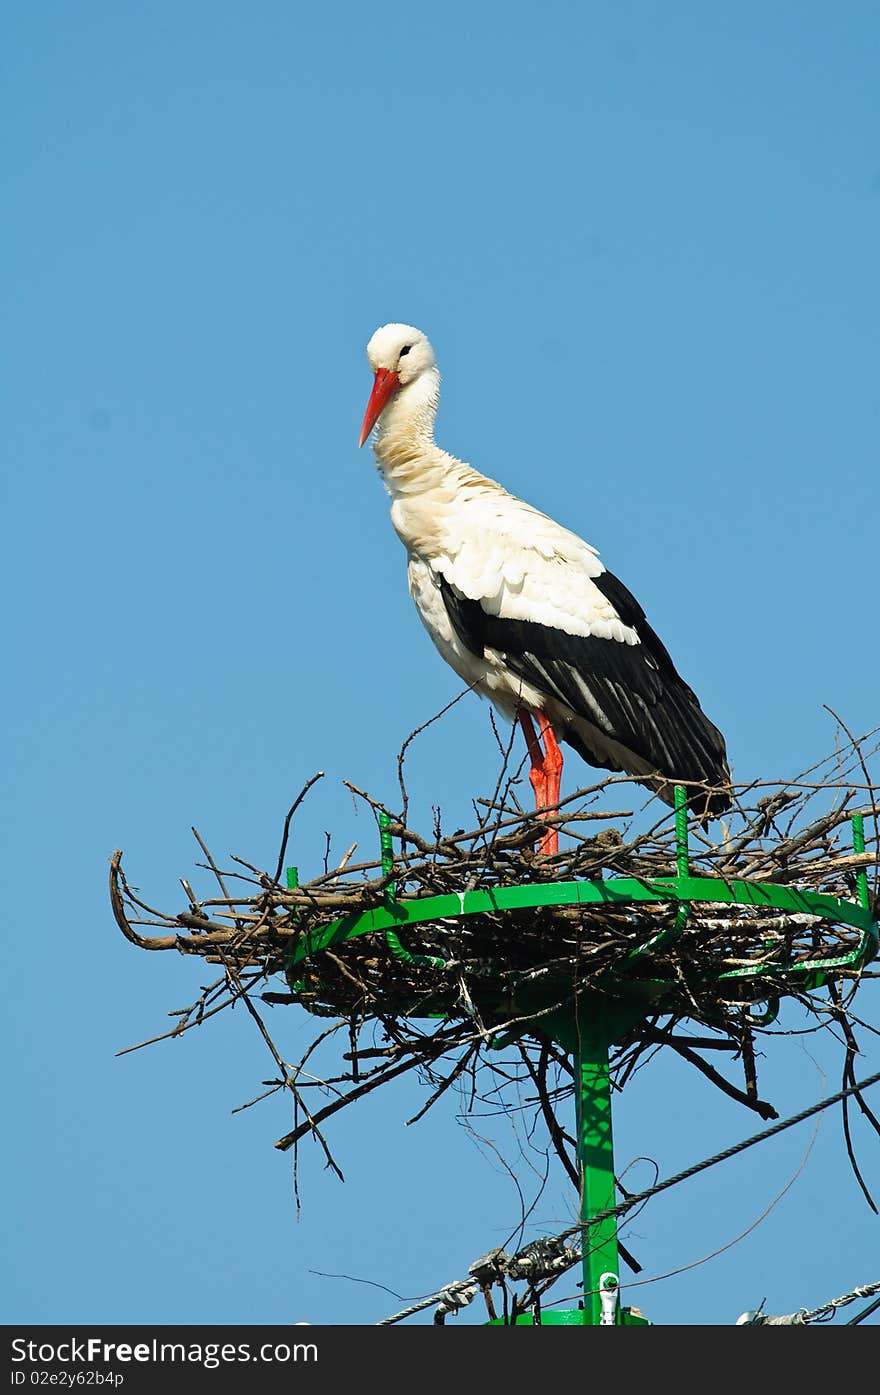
[359,323,437,447]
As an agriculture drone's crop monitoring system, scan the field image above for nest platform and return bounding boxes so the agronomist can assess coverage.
[110,761,879,1325]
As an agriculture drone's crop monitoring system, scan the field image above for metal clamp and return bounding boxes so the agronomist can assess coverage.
[599,1272,620,1326]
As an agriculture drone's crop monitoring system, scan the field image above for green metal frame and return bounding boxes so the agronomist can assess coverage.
[288,873,876,984]
[285,791,876,1326]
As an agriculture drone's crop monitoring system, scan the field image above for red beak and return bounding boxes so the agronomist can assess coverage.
[359,367,400,447]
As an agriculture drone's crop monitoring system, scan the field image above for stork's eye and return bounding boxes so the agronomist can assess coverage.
[399,345,412,359]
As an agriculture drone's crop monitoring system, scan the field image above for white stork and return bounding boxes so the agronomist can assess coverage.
[359,322,731,854]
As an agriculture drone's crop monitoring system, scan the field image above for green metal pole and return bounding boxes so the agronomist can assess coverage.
[575,1001,620,1325]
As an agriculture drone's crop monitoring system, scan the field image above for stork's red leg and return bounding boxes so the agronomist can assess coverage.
[537,716,563,810]
[518,710,563,856]
[536,714,563,855]
[518,710,547,809]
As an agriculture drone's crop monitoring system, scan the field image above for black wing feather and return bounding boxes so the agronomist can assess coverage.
[438,572,730,813]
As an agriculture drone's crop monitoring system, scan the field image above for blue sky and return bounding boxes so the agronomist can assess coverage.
[4,2,879,1327]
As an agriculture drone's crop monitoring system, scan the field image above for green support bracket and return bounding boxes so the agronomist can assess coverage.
[626,783,690,964]
[284,865,306,997]
[853,812,870,912]
[379,811,447,970]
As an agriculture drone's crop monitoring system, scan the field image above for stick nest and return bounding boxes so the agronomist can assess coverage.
[108,716,880,1312]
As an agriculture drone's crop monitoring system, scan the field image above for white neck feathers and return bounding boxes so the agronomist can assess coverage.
[370,364,504,519]
[372,367,440,466]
